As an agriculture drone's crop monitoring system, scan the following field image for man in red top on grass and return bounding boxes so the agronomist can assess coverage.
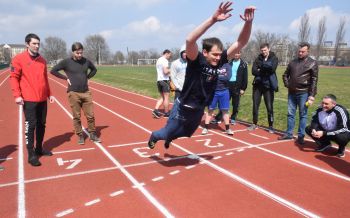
[10,33,55,167]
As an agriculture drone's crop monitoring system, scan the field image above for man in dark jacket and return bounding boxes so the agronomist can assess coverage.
[305,94,350,158]
[248,43,279,133]
[212,51,248,125]
[278,42,318,145]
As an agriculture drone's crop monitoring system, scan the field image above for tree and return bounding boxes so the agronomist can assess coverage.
[41,36,67,63]
[334,17,347,65]
[113,51,125,64]
[84,34,110,65]
[298,13,311,43]
[315,16,327,61]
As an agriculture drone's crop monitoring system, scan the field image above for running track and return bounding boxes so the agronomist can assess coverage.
[0,68,349,217]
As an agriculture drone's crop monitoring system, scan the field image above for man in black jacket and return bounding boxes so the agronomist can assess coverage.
[305,94,350,158]
[248,43,279,133]
[212,51,248,125]
[278,42,318,144]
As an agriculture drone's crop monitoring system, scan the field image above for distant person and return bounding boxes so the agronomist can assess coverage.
[152,49,172,118]
[10,33,54,167]
[50,42,101,145]
[212,51,248,125]
[148,2,255,149]
[202,62,233,135]
[278,42,318,145]
[305,94,350,158]
[170,45,187,100]
[247,43,278,133]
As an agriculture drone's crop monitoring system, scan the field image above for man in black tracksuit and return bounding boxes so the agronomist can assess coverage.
[305,94,350,158]
[213,51,248,125]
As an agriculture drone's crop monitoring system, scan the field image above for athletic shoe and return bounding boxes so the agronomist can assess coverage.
[278,134,293,140]
[163,112,170,118]
[152,110,161,119]
[90,132,101,143]
[201,128,209,135]
[247,124,257,131]
[0,166,4,171]
[210,119,221,124]
[296,136,305,145]
[226,129,234,135]
[164,140,171,149]
[315,144,331,152]
[336,150,345,158]
[78,134,85,145]
[268,126,275,134]
[28,151,41,167]
[35,149,53,156]
[148,136,157,149]
[230,119,236,125]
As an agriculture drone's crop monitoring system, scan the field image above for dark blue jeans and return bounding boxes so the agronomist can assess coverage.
[151,100,204,142]
[286,92,308,138]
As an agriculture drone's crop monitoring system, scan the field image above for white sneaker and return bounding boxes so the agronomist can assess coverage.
[201,128,208,135]
[226,129,234,135]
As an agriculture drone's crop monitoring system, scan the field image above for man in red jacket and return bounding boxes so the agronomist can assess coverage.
[10,33,55,167]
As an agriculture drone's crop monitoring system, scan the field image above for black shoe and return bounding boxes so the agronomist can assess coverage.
[268,126,275,134]
[152,110,161,119]
[296,136,305,145]
[35,149,53,156]
[210,119,221,124]
[164,140,171,149]
[315,144,331,152]
[336,150,345,158]
[78,134,85,145]
[28,151,41,167]
[278,134,293,140]
[90,132,101,143]
[163,112,170,118]
[148,135,157,149]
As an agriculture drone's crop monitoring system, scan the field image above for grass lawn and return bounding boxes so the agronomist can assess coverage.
[93,65,350,132]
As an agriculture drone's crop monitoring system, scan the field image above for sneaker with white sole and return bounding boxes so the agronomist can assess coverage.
[315,144,331,152]
[201,128,208,135]
[247,124,257,131]
[226,129,234,135]
[230,119,236,125]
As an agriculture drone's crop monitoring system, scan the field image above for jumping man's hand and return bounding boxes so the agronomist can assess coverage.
[240,6,256,22]
[212,1,233,22]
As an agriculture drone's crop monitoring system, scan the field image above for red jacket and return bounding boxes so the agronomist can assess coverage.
[10,50,51,102]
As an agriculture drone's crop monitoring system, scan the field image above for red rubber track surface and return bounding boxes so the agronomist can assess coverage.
[0,68,349,217]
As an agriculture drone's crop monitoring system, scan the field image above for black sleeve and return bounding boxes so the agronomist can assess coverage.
[241,61,248,90]
[252,58,261,76]
[87,60,97,79]
[50,60,68,80]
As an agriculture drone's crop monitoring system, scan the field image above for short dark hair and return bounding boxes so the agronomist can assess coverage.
[25,33,40,44]
[324,94,337,102]
[202,37,223,52]
[72,42,84,52]
[298,42,310,49]
[162,49,171,55]
[260,43,269,49]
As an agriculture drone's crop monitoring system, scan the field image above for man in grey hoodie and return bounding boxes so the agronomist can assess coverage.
[170,45,187,100]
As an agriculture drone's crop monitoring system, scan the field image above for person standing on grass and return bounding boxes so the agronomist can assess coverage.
[170,45,187,101]
[10,33,54,167]
[148,1,255,149]
[202,62,233,135]
[211,51,248,125]
[305,94,350,158]
[248,43,279,133]
[278,42,318,145]
[152,49,172,118]
[50,42,101,145]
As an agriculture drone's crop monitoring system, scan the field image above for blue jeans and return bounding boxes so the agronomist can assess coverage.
[286,92,308,138]
[151,100,204,142]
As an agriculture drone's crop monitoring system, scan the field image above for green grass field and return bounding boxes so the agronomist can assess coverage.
[93,65,350,132]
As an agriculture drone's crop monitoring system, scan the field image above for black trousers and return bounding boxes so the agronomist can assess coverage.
[252,85,274,126]
[23,101,47,150]
[215,82,241,121]
[305,126,350,152]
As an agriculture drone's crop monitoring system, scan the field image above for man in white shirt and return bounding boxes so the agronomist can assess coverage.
[152,49,172,118]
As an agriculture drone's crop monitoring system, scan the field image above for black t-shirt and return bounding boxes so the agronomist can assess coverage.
[50,57,97,93]
[179,50,228,109]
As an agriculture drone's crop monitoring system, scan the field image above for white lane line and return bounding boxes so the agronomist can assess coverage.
[17,105,25,218]
[0,74,10,87]
[110,190,124,197]
[225,152,234,155]
[249,133,269,140]
[169,170,180,175]
[53,96,174,218]
[185,165,196,170]
[132,183,145,189]
[0,157,13,161]
[213,156,222,160]
[53,148,95,154]
[56,209,74,217]
[85,199,101,206]
[152,176,164,182]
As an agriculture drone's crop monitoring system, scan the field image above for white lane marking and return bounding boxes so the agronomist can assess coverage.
[110,190,124,197]
[85,199,101,206]
[0,157,13,161]
[0,74,10,87]
[249,133,269,140]
[132,183,145,188]
[53,148,95,154]
[109,141,147,148]
[56,209,74,217]
[53,96,174,218]
[152,176,164,182]
[17,105,25,218]
[169,170,180,175]
[225,152,234,155]
[185,165,196,170]
[213,156,222,160]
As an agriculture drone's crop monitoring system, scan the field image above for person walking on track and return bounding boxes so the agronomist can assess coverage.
[148,1,255,149]
[50,42,101,145]
[10,33,54,167]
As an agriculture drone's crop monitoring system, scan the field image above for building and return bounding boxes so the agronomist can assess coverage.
[0,44,26,63]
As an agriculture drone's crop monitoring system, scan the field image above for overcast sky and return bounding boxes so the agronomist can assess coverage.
[1,0,349,54]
